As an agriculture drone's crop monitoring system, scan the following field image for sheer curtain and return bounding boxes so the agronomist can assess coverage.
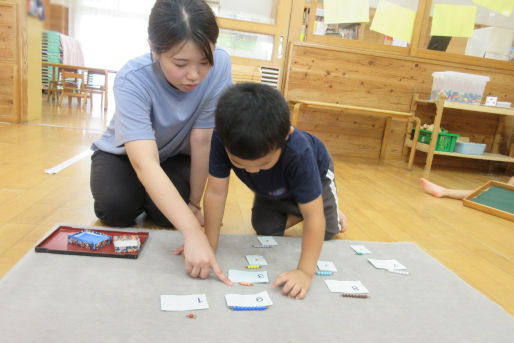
[51,0,155,70]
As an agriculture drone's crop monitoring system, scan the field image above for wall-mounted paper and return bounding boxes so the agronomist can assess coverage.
[431,4,477,38]
[472,0,513,17]
[324,0,370,24]
[370,0,416,43]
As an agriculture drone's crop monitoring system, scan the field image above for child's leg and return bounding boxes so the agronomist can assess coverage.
[321,172,344,240]
[251,196,301,236]
[419,178,472,200]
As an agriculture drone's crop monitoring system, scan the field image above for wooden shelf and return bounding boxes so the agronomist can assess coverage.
[416,98,514,116]
[406,140,514,163]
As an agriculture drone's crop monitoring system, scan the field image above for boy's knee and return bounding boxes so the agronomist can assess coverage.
[251,208,285,236]
[324,230,337,241]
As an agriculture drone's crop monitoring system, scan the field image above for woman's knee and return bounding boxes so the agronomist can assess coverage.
[94,198,142,227]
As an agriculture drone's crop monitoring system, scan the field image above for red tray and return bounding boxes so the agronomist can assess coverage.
[35,225,149,259]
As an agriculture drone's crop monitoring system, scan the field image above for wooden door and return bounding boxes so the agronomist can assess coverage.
[209,0,293,88]
[0,0,25,123]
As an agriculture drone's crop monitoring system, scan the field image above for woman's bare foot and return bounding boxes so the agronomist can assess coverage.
[338,209,347,233]
[419,178,446,198]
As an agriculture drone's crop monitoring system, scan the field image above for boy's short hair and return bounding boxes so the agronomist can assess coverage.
[215,82,291,160]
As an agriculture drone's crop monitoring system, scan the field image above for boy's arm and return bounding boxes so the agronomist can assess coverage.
[297,195,325,275]
[272,195,325,299]
[203,174,230,252]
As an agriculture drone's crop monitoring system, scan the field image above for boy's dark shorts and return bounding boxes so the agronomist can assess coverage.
[251,168,341,241]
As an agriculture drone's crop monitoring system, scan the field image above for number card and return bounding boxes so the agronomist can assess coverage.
[257,236,278,246]
[228,269,269,283]
[160,294,209,311]
[324,280,369,295]
[225,291,272,308]
[246,255,268,266]
[317,260,337,272]
[368,258,406,270]
[350,245,372,255]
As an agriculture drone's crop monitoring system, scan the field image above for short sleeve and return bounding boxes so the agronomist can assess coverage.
[113,77,154,147]
[287,151,322,204]
[193,49,233,129]
[209,131,232,178]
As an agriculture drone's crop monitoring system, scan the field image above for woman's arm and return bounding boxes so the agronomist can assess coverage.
[188,128,214,223]
[125,139,231,285]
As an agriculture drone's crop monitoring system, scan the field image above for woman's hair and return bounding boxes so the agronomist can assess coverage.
[148,0,219,64]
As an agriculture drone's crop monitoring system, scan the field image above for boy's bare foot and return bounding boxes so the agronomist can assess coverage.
[338,209,347,233]
[419,178,445,198]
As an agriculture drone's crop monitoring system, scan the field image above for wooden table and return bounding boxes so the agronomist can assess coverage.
[42,62,117,111]
[406,94,514,172]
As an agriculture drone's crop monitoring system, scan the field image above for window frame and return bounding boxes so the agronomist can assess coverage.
[303,0,513,71]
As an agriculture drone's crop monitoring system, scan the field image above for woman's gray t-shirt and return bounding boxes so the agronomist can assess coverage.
[91,47,232,161]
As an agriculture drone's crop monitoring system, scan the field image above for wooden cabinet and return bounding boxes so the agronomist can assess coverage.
[406,95,514,171]
[0,0,26,123]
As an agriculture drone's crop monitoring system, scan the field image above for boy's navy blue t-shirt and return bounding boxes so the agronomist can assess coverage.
[209,128,331,204]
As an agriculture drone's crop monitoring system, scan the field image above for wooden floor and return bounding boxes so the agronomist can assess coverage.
[1,99,513,316]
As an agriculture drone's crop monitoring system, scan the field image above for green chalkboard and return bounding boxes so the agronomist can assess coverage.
[471,186,514,215]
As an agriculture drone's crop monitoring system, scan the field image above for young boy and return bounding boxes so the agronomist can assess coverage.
[204,82,346,299]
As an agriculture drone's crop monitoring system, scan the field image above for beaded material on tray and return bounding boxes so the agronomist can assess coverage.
[246,265,261,269]
[232,306,267,311]
[316,271,333,276]
[341,293,369,298]
[252,244,271,248]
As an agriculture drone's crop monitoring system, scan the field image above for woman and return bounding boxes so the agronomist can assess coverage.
[90,0,232,284]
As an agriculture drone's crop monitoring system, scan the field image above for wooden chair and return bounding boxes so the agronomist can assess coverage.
[58,71,90,109]
[85,70,106,111]
[47,67,65,103]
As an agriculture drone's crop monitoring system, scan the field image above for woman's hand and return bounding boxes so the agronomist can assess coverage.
[176,230,232,286]
[188,202,205,226]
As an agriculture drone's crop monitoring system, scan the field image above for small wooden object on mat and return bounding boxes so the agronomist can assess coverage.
[463,180,514,222]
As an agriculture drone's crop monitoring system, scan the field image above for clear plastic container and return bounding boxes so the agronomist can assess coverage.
[454,142,486,155]
[430,71,490,105]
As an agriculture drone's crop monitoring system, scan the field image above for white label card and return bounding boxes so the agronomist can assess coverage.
[257,236,278,246]
[317,260,337,272]
[350,245,372,255]
[160,294,209,311]
[324,280,369,294]
[228,269,269,283]
[225,291,273,307]
[368,258,406,270]
[246,255,268,266]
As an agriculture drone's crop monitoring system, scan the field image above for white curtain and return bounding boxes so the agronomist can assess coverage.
[54,0,155,70]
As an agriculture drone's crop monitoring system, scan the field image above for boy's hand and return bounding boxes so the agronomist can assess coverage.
[272,269,313,299]
[174,232,232,286]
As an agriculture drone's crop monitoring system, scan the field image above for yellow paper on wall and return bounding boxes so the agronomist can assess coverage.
[472,0,513,17]
[323,0,370,24]
[431,4,477,38]
[369,0,416,43]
